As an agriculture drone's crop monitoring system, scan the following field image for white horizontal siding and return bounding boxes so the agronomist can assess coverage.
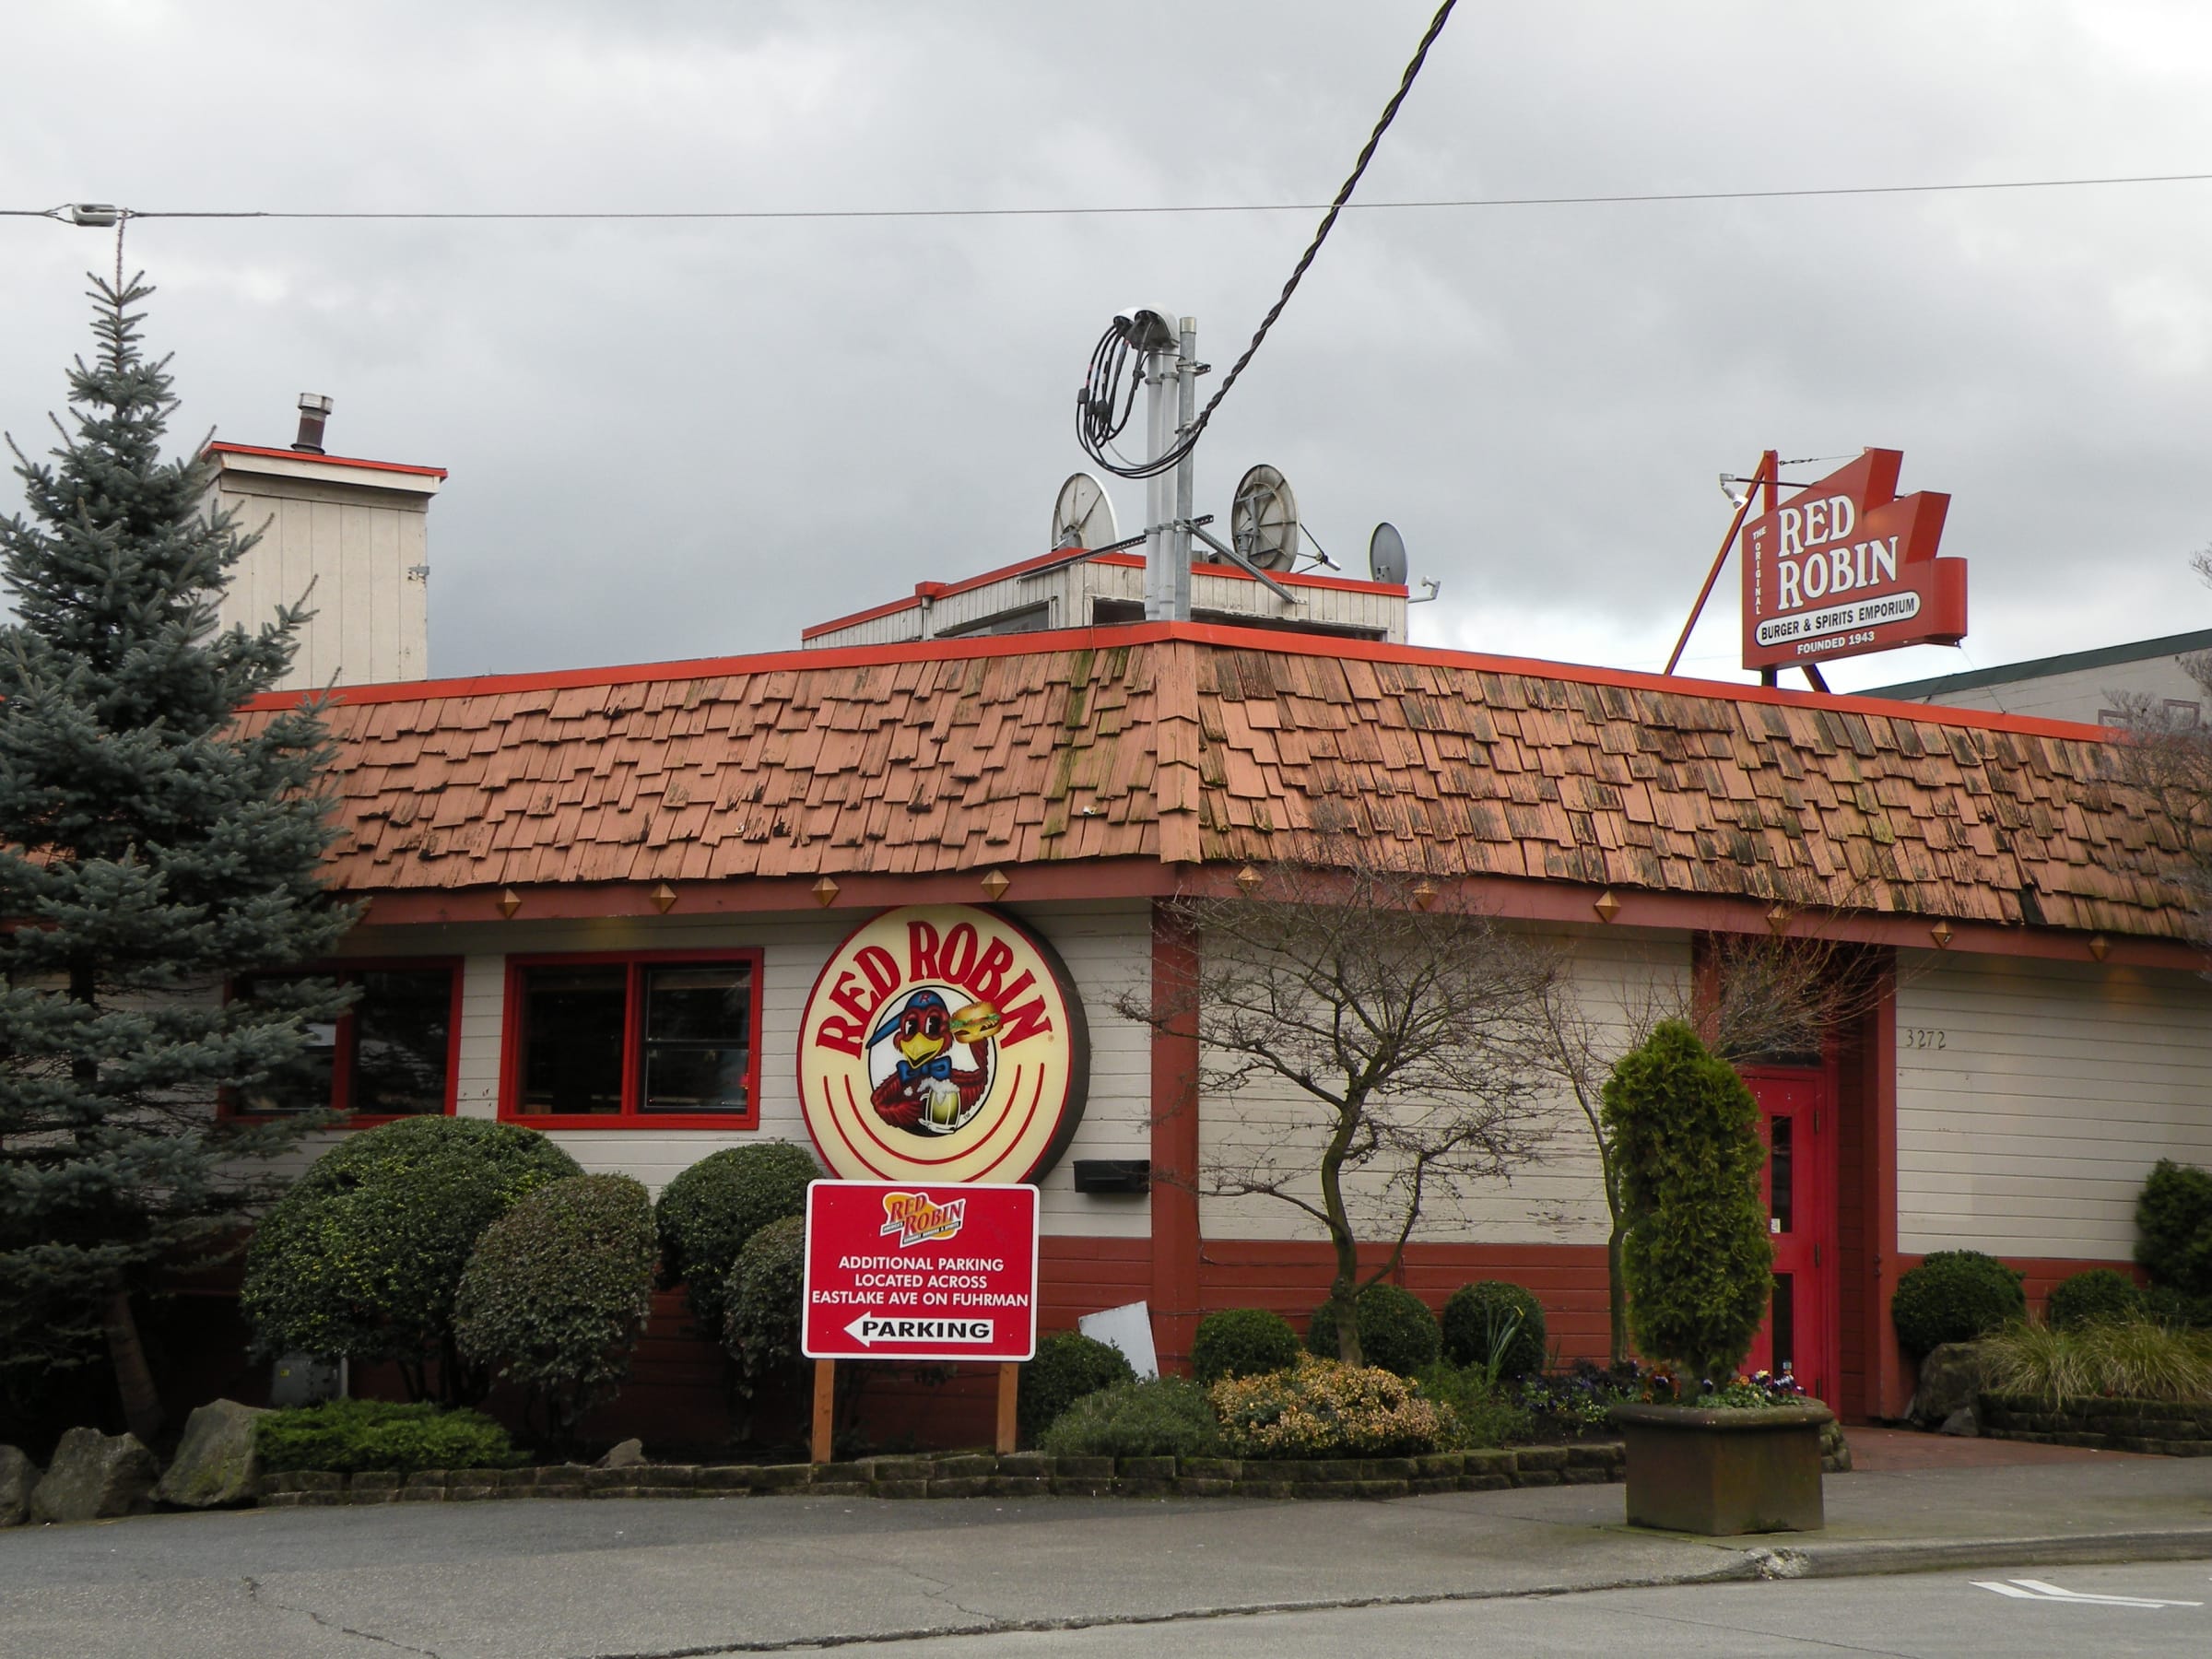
[1195,927,1689,1244]
[346,900,1153,1237]
[1896,950,2212,1257]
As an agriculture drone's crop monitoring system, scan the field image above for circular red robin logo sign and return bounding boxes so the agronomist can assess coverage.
[798,905,1088,1182]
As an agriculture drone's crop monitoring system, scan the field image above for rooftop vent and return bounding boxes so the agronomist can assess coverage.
[292,393,334,454]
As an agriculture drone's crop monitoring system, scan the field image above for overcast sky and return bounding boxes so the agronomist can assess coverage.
[4,0,2209,692]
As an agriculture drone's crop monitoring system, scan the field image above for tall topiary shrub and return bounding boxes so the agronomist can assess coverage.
[722,1214,808,1405]
[1192,1308,1303,1385]
[1602,1020,1771,1386]
[453,1174,657,1441]
[1889,1250,2025,1356]
[1305,1284,1441,1378]
[2136,1159,2212,1297]
[1441,1281,1547,1380]
[658,1144,818,1333]
[241,1117,582,1402]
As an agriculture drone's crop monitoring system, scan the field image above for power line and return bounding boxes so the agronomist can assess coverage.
[9,169,2212,227]
[1080,0,1462,480]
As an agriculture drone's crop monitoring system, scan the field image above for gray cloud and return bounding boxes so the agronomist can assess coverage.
[3,0,2206,690]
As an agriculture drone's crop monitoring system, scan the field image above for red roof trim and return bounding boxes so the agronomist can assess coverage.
[205,441,449,481]
[799,548,1405,640]
[240,618,2122,744]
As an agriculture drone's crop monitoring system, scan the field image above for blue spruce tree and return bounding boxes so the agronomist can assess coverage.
[0,276,357,1441]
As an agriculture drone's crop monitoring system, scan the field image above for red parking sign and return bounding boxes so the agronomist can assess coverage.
[801,1181,1040,1362]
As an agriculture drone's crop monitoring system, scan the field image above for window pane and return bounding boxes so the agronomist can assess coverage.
[519,965,627,1114]
[1769,1116,1794,1235]
[640,963,750,1113]
[351,969,453,1116]
[236,976,337,1113]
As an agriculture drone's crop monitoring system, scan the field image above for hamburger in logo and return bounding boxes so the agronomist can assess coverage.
[799,906,1088,1183]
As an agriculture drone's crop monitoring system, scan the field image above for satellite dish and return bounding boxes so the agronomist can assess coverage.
[1051,472,1118,550]
[1230,464,1300,571]
[1368,522,1408,586]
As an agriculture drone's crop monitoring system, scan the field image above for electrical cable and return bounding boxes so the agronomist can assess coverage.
[1079,0,1461,480]
[13,168,2212,224]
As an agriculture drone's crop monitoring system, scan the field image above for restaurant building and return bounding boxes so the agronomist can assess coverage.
[218,557,2205,1434]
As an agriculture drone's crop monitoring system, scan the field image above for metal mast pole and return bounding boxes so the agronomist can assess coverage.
[1167,317,1197,622]
[1142,342,1180,621]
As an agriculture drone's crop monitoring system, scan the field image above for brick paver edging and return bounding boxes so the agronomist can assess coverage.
[258,1431,1850,1505]
[1980,1393,2212,1456]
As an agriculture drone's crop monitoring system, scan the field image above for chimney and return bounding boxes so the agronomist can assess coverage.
[292,393,334,454]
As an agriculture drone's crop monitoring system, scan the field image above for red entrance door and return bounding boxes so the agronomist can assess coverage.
[1742,1070,1837,1403]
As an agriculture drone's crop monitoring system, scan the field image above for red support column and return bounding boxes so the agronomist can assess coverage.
[1866,957,1908,1418]
[1149,900,1203,1374]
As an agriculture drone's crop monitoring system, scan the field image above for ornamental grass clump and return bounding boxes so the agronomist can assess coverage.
[1191,1308,1302,1385]
[453,1174,657,1442]
[1602,1021,1771,1390]
[1038,1377,1224,1459]
[1982,1318,2212,1406]
[255,1399,524,1476]
[1211,1356,1455,1458]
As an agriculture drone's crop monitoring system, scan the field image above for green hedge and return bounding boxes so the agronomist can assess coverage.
[241,1118,582,1393]
[2046,1268,2142,1332]
[1192,1308,1302,1385]
[1038,1377,1223,1459]
[723,1214,808,1401]
[1020,1331,1136,1442]
[1891,1250,2025,1356]
[1307,1284,1441,1378]
[255,1399,524,1475]
[453,1174,657,1436]
[1440,1281,1547,1380]
[658,1144,819,1333]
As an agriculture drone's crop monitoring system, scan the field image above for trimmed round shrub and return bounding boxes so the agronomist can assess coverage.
[658,1144,819,1332]
[1019,1330,1136,1443]
[1890,1250,2026,1356]
[1038,1377,1223,1458]
[1305,1284,1441,1378]
[2045,1268,2142,1332]
[2140,1285,2212,1331]
[241,1117,582,1389]
[1192,1308,1302,1385]
[1441,1281,1547,1380]
[2136,1159,2212,1297]
[1211,1358,1454,1458]
[454,1174,658,1436]
[722,1214,807,1401]
[255,1399,524,1476]
[1603,1020,1771,1384]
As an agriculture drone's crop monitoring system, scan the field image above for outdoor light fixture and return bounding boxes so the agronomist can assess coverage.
[811,876,841,908]
[2088,934,2111,961]
[1766,904,1791,936]
[1235,865,1263,895]
[1592,889,1621,923]
[498,888,523,919]
[1410,879,1439,911]
[980,868,1011,901]
[1929,920,1954,948]
[651,883,677,914]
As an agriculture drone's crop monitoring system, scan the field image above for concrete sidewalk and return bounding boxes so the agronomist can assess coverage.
[1,1434,2208,1657]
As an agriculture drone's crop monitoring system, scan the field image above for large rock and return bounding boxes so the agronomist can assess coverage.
[154,1400,268,1510]
[29,1429,159,1524]
[1909,1342,1991,1427]
[0,1446,37,1526]
[598,1438,646,1469]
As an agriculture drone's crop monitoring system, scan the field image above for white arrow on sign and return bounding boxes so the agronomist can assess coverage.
[842,1312,996,1347]
[1973,1578,2203,1608]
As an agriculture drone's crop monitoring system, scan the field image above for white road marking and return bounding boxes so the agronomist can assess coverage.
[1971,1578,2203,1608]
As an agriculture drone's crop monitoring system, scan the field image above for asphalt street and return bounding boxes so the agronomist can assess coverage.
[810,1560,2212,1658]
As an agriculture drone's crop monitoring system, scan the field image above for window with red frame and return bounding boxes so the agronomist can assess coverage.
[506,953,760,1125]
[231,964,459,1119]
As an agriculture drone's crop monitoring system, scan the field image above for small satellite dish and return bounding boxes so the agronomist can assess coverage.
[1230,464,1300,571]
[1368,522,1408,586]
[1051,472,1118,550]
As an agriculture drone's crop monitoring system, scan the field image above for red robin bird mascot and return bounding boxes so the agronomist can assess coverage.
[868,989,998,1132]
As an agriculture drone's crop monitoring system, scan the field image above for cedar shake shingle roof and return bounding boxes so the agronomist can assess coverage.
[243,625,2192,938]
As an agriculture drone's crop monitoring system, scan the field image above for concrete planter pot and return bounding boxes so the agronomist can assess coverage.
[1610,1401,1832,1535]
